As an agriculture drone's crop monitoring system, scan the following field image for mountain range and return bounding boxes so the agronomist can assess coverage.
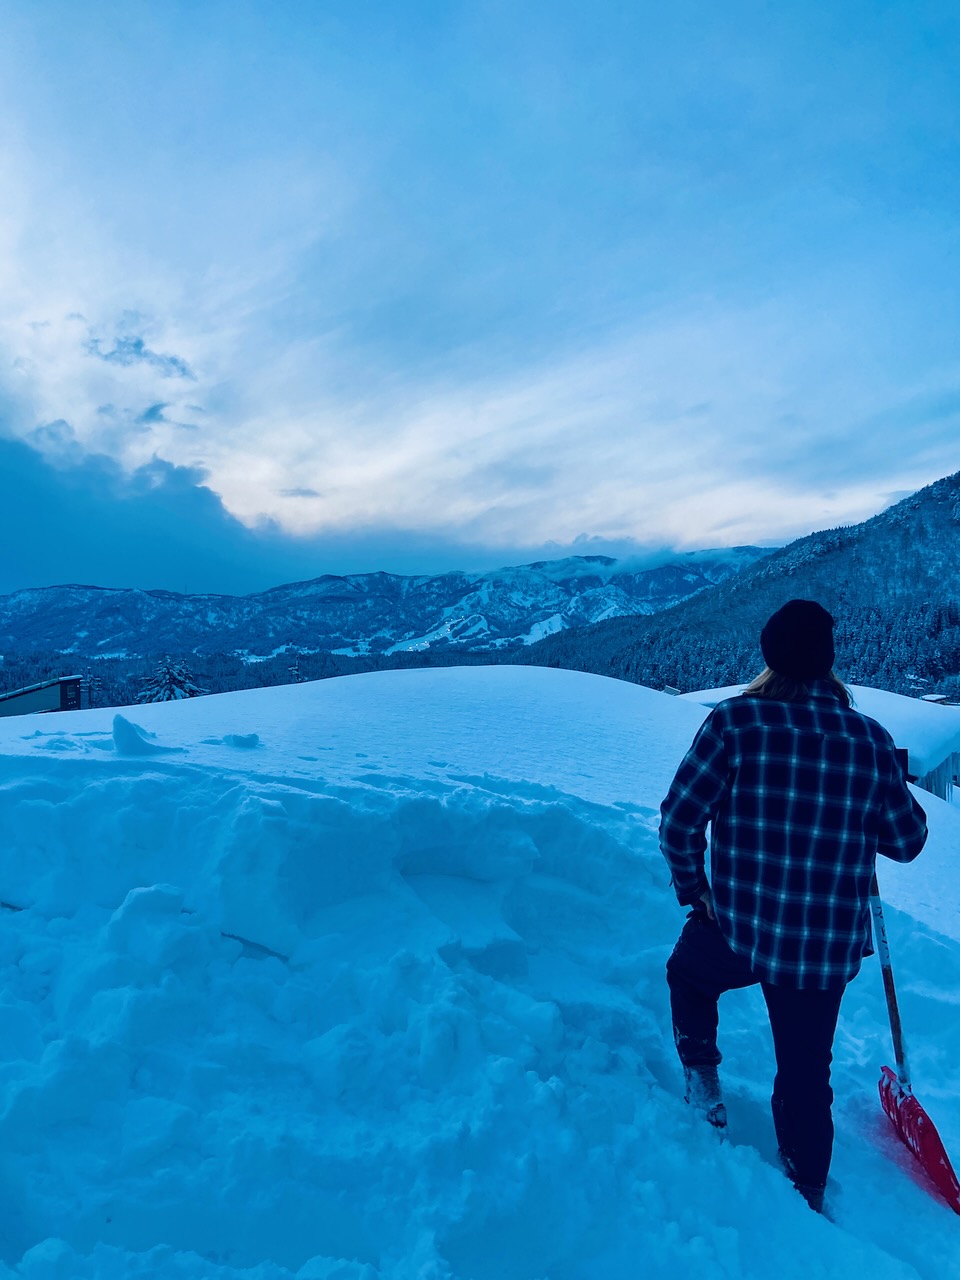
[4,470,960,703]
[0,547,764,661]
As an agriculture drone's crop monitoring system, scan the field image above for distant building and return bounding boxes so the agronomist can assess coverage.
[0,676,84,718]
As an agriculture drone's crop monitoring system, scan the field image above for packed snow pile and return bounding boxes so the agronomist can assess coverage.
[0,666,958,1279]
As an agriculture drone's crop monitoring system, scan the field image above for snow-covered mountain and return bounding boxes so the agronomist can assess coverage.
[526,470,960,697]
[0,548,764,659]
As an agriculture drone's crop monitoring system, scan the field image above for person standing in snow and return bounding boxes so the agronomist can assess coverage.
[658,599,927,1214]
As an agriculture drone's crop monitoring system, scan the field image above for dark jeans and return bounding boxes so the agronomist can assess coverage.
[666,910,846,1191]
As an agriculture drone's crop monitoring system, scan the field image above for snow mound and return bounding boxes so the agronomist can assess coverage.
[0,666,957,1278]
[112,714,185,757]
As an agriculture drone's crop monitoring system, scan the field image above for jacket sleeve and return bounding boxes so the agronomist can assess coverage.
[659,710,730,906]
[876,741,928,864]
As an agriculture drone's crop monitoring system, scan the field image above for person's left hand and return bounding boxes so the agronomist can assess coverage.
[700,888,716,920]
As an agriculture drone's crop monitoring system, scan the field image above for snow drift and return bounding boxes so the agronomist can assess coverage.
[0,666,957,1278]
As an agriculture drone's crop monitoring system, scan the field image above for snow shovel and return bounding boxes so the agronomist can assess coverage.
[869,874,960,1213]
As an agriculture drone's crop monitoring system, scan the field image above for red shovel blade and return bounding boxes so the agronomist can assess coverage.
[880,1066,960,1214]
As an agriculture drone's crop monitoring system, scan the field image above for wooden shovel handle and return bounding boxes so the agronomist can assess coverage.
[870,872,911,1091]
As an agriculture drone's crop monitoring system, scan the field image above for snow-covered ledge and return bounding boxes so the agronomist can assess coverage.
[678,684,960,801]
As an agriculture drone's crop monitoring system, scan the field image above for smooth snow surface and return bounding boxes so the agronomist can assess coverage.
[1,666,958,1279]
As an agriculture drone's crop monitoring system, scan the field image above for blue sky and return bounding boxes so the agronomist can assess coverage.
[1,0,958,594]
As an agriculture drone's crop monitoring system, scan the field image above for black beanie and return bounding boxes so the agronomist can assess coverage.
[760,599,835,680]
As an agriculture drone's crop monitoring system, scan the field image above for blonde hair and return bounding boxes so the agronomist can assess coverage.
[742,667,852,707]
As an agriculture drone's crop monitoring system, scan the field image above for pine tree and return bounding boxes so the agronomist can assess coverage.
[137,657,205,703]
[82,670,104,708]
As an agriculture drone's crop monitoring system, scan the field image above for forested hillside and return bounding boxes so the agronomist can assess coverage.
[521,472,960,697]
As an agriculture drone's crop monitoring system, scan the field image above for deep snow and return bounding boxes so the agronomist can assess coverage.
[0,666,958,1278]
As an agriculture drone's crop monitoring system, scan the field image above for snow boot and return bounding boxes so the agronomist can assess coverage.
[683,1065,727,1130]
[778,1150,830,1218]
[794,1183,828,1216]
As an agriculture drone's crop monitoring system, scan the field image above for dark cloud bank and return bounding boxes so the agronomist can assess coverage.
[0,436,678,596]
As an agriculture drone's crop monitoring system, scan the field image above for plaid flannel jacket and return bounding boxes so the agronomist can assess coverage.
[659,685,928,988]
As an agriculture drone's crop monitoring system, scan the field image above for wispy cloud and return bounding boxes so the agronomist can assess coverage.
[0,1,957,591]
[3,277,959,565]
[136,403,170,424]
[86,336,194,379]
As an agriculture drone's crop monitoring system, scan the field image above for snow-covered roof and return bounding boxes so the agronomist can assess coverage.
[680,683,960,777]
[677,684,745,708]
